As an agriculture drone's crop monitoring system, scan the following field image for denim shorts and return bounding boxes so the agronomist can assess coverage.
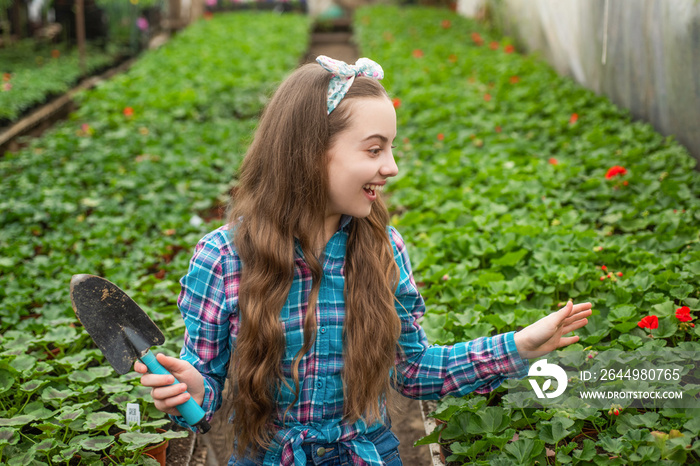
[229,425,402,465]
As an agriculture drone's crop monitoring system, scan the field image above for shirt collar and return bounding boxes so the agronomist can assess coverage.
[338,214,353,232]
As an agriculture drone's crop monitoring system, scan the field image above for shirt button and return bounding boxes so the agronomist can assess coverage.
[316,447,326,457]
[320,327,326,334]
[316,381,323,389]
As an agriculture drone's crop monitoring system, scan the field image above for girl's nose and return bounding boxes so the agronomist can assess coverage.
[380,152,399,178]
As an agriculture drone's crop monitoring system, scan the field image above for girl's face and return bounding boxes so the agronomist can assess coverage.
[325,97,398,228]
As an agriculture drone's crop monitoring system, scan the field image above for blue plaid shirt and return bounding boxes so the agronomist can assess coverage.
[174,215,529,465]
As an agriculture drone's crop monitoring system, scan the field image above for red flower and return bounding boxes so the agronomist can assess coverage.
[675,306,693,322]
[605,165,627,179]
[123,107,134,117]
[638,315,659,330]
[489,41,499,50]
[484,93,492,102]
[613,409,620,416]
[392,98,401,109]
[504,44,515,53]
[51,49,61,59]
[2,73,10,82]
[601,265,607,271]
[441,19,451,29]
[495,125,502,133]
[548,158,558,165]
[569,113,579,124]
[412,49,424,58]
[471,32,483,46]
[437,133,445,141]
[617,272,623,277]
[509,76,520,84]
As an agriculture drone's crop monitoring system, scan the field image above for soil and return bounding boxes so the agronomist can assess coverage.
[303,20,359,65]
[163,424,197,465]
[390,397,434,465]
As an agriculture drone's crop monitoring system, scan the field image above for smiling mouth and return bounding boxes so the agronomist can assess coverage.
[362,184,385,196]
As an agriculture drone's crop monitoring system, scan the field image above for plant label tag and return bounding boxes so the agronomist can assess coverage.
[126,403,141,428]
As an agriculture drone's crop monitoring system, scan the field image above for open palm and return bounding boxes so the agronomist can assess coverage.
[513,301,593,360]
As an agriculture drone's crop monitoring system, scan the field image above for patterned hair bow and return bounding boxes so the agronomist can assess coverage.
[316,55,384,114]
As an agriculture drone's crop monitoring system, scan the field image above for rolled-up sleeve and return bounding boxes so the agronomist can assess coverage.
[171,231,237,430]
[388,227,529,400]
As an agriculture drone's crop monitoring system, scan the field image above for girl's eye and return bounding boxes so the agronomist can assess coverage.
[369,148,381,156]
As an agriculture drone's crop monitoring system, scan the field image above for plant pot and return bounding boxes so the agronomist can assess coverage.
[143,435,168,466]
[109,428,169,466]
[439,442,451,463]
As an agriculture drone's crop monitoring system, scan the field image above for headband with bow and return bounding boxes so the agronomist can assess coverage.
[316,55,384,114]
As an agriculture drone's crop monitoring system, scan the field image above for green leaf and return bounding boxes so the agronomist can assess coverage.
[572,438,597,461]
[491,248,528,267]
[414,427,440,446]
[9,354,36,374]
[56,407,84,425]
[539,417,575,444]
[119,431,164,450]
[421,311,455,344]
[52,444,80,462]
[161,430,189,440]
[475,271,505,287]
[31,437,57,453]
[596,434,626,454]
[684,416,700,434]
[32,421,63,434]
[84,412,122,431]
[20,379,48,393]
[0,414,36,427]
[42,325,78,346]
[68,370,100,384]
[0,427,18,446]
[22,401,53,421]
[79,435,115,451]
[609,305,636,322]
[448,439,489,460]
[41,386,78,405]
[441,411,473,440]
[503,438,545,464]
[472,407,511,434]
[0,369,14,394]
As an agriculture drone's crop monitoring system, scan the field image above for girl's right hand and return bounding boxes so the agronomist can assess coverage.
[134,353,205,417]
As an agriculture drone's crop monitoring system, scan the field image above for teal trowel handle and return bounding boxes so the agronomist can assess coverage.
[139,350,211,434]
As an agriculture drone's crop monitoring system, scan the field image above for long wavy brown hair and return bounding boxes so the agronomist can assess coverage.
[223,63,401,457]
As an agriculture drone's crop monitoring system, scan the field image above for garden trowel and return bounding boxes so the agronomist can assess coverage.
[70,274,211,433]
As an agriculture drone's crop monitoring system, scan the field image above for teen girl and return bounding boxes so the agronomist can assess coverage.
[135,56,593,465]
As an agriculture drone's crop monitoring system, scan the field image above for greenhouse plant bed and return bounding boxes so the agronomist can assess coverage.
[355,5,700,465]
[0,12,309,464]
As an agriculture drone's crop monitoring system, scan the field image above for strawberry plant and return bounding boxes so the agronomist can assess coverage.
[0,11,308,464]
[0,39,128,124]
[355,5,700,464]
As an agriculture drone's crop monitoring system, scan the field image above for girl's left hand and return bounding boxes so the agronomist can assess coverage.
[513,301,592,360]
